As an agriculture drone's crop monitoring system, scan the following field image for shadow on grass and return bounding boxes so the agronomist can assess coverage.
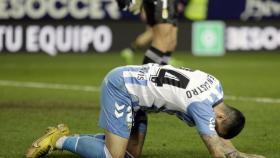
[141,149,209,158]
[43,152,81,158]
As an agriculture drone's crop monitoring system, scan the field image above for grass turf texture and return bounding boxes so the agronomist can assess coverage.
[0,52,279,158]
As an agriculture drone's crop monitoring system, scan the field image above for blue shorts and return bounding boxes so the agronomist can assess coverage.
[98,67,133,139]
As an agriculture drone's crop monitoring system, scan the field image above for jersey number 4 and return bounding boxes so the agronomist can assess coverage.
[151,68,190,89]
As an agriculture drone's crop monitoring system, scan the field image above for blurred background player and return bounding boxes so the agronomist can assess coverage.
[120,0,186,65]
[120,8,153,64]
[119,0,186,152]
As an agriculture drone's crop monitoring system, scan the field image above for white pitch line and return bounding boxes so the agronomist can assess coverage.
[0,80,279,104]
[0,80,99,92]
[224,95,280,104]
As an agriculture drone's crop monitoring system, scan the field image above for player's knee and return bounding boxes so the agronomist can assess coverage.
[104,145,114,158]
[104,130,129,158]
[108,151,124,158]
[105,145,126,158]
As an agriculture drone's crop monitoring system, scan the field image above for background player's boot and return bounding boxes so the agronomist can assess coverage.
[120,48,134,64]
[26,124,70,158]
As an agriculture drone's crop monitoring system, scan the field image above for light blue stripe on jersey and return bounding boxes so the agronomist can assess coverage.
[210,93,220,105]
[125,66,143,72]
[124,77,148,86]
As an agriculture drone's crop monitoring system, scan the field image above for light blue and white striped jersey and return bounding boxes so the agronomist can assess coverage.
[121,63,224,135]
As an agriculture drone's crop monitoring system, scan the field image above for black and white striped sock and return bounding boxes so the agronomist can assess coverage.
[161,51,172,65]
[143,46,164,64]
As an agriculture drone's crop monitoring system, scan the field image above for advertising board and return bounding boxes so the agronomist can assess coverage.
[208,0,280,20]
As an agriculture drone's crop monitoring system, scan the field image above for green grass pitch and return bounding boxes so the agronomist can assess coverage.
[0,52,279,157]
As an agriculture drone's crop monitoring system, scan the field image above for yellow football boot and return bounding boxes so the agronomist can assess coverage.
[26,124,70,158]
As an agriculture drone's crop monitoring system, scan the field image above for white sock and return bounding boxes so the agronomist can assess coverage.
[55,136,67,149]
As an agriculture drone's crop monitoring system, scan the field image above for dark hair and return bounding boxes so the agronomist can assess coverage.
[219,105,246,139]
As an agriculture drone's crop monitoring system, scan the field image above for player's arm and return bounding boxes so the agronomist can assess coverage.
[220,138,266,158]
[200,134,235,157]
[127,110,148,158]
[200,134,265,158]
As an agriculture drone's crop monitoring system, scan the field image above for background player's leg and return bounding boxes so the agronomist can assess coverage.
[142,0,164,64]
[167,26,178,53]
[151,24,175,53]
[142,23,175,65]
[133,27,153,49]
[163,26,184,66]
[121,8,153,65]
[161,25,177,65]
[121,27,153,64]
[142,0,181,65]
[143,45,165,64]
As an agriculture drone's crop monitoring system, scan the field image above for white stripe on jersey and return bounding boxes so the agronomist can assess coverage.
[123,71,140,78]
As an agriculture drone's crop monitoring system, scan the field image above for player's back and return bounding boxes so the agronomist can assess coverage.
[122,64,224,113]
